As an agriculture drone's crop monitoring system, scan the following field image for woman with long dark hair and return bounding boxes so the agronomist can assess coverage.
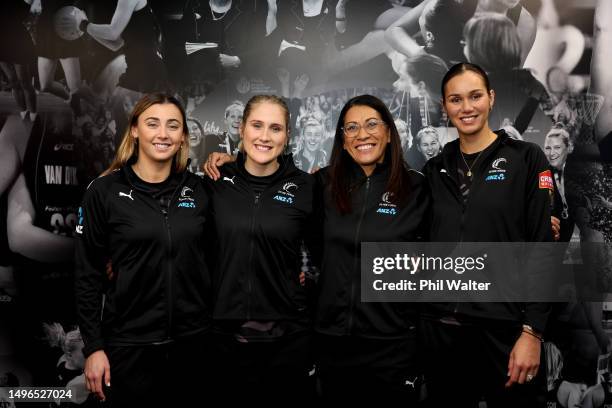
[313,94,428,403]
[421,62,552,407]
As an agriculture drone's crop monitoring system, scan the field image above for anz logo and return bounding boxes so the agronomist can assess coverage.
[178,202,196,208]
[273,195,294,204]
[485,173,505,181]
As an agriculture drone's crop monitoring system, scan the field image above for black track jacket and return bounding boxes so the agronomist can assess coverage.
[206,154,316,321]
[75,166,212,357]
[422,130,553,333]
[314,161,429,338]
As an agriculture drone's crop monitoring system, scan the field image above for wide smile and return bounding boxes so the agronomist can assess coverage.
[254,144,273,151]
[355,143,376,151]
[459,115,478,125]
[153,143,172,152]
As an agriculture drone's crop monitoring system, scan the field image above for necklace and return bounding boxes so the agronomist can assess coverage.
[460,149,484,178]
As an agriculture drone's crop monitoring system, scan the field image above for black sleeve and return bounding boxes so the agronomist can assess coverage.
[304,170,325,270]
[74,180,109,357]
[523,145,553,333]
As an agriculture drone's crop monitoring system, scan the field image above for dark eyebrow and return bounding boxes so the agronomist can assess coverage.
[144,117,160,121]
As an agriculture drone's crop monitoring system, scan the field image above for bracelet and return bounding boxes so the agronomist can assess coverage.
[79,19,90,33]
[522,329,544,342]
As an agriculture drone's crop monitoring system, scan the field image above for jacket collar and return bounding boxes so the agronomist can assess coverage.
[440,129,508,177]
[235,152,300,184]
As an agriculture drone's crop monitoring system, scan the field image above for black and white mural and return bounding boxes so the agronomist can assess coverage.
[0,0,610,406]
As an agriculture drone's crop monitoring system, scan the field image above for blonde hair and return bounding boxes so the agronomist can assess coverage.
[103,93,190,175]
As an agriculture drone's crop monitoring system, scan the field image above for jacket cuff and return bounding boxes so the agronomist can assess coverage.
[524,303,551,335]
[83,339,104,358]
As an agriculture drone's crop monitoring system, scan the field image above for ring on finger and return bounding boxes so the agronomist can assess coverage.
[526,373,534,382]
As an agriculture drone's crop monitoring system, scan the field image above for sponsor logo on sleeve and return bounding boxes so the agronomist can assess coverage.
[539,170,554,190]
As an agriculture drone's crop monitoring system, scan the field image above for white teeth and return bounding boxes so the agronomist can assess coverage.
[460,116,477,123]
[154,143,171,150]
[255,144,272,151]
[356,144,374,151]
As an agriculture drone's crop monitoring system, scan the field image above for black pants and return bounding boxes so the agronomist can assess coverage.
[419,318,546,408]
[211,331,316,404]
[315,333,420,405]
[105,333,213,408]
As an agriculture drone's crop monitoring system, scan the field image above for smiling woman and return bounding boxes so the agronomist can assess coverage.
[313,94,429,403]
[420,63,553,407]
[75,93,213,407]
[203,94,319,403]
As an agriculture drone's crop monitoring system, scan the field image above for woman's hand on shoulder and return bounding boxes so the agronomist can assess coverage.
[202,152,235,180]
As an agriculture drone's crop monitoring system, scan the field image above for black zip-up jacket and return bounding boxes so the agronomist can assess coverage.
[422,130,553,333]
[313,161,429,338]
[75,166,212,357]
[206,154,316,321]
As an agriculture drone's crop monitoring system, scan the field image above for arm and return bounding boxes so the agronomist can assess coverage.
[591,0,612,142]
[74,181,111,400]
[6,173,73,262]
[82,0,143,48]
[516,7,537,66]
[506,146,553,387]
[384,0,433,56]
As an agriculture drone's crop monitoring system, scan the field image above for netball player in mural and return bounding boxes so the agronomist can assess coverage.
[76,0,166,96]
[462,13,552,140]
[294,117,328,173]
[75,93,212,406]
[29,0,84,116]
[0,1,37,121]
[421,62,552,407]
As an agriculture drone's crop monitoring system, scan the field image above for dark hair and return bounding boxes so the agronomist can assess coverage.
[329,94,411,214]
[441,62,491,99]
[405,53,449,100]
[463,14,521,72]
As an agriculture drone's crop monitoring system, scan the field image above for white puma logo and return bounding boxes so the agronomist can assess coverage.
[119,190,134,200]
[405,377,418,388]
[223,176,236,185]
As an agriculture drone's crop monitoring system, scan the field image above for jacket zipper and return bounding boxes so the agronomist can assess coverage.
[246,192,260,320]
[160,178,186,340]
[348,177,370,334]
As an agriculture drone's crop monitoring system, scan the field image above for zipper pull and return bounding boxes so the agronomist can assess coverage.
[254,193,260,204]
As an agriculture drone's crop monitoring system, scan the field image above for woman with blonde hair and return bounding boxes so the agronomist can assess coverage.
[75,93,213,407]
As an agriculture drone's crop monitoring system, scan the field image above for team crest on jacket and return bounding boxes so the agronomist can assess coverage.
[485,157,508,182]
[273,182,298,205]
[177,186,196,208]
[376,192,397,215]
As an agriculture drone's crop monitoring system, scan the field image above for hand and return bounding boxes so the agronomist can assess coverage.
[551,216,560,241]
[219,54,241,69]
[84,350,111,401]
[505,331,541,387]
[293,74,310,98]
[276,67,290,86]
[203,152,235,180]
